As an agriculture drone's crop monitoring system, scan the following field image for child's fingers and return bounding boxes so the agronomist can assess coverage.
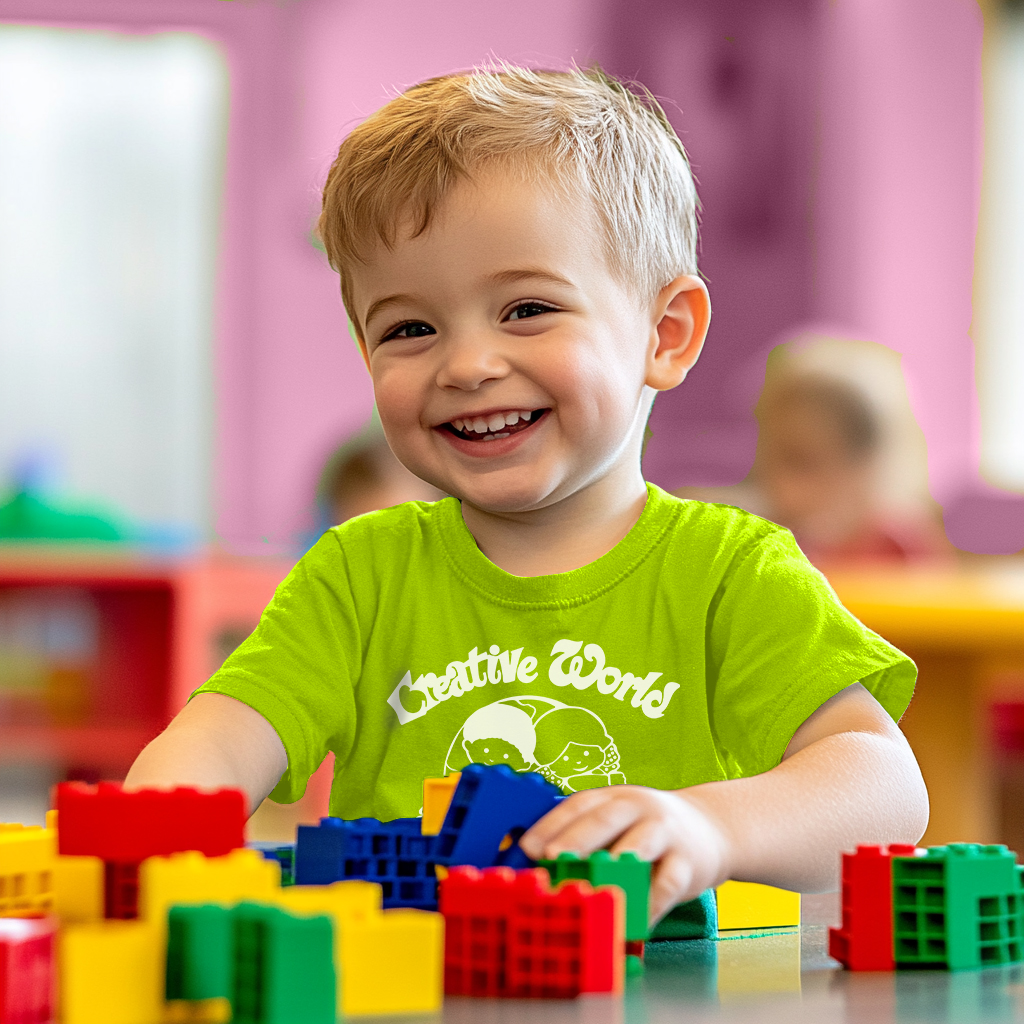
[520,789,644,860]
[648,850,697,923]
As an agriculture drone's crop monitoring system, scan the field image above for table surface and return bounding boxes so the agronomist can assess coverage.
[430,925,1024,1024]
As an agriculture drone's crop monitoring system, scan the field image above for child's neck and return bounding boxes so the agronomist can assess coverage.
[460,468,649,578]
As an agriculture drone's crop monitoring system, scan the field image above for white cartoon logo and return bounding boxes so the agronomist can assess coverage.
[444,696,627,794]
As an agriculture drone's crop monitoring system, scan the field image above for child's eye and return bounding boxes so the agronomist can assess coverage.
[507,302,556,321]
[382,321,435,341]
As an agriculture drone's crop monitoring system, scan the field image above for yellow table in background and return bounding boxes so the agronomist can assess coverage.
[829,564,1024,847]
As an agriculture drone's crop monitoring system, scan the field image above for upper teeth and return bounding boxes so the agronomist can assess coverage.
[451,410,532,434]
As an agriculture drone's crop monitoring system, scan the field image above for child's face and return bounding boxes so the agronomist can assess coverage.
[347,169,702,515]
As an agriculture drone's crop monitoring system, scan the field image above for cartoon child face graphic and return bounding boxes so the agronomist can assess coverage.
[459,703,537,772]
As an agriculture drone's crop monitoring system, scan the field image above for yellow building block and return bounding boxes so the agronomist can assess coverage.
[277,879,382,921]
[138,849,280,936]
[54,855,105,923]
[717,928,801,999]
[0,824,55,916]
[340,908,444,1016]
[46,808,58,831]
[715,880,800,930]
[60,920,163,1024]
[421,773,461,835]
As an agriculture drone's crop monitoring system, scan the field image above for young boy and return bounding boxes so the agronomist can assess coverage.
[126,66,928,922]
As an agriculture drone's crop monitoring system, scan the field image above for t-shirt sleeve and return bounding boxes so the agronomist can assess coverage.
[192,531,360,803]
[707,526,917,777]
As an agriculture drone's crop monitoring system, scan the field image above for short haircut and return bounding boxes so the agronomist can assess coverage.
[318,64,700,330]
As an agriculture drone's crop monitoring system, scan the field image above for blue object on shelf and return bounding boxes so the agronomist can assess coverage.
[294,817,437,909]
[434,763,563,869]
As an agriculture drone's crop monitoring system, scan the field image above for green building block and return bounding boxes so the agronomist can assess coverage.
[649,888,718,941]
[166,904,234,1000]
[540,850,652,941]
[892,844,1024,971]
[232,903,336,1024]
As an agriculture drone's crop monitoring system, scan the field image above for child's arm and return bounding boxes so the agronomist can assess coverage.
[519,682,928,922]
[123,693,288,814]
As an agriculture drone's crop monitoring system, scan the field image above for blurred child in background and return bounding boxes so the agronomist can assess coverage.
[677,334,949,570]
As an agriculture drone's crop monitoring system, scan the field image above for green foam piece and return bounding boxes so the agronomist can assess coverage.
[649,888,718,940]
[167,904,234,1000]
[893,844,1024,971]
[539,850,653,941]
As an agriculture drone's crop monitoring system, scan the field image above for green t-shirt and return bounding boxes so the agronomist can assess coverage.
[196,484,916,820]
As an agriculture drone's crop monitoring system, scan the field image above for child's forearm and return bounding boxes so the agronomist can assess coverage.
[683,725,929,893]
[124,692,288,815]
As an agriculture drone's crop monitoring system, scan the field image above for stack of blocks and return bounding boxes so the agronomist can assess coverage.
[830,843,1024,972]
[439,865,624,998]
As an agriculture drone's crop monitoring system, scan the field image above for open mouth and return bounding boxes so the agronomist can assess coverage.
[443,408,547,442]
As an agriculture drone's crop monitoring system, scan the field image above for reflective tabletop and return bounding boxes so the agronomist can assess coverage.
[432,922,1024,1024]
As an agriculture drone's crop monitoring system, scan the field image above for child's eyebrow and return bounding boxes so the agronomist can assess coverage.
[490,268,575,289]
[364,292,416,330]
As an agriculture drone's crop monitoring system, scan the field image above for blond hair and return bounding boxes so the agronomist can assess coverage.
[318,64,700,329]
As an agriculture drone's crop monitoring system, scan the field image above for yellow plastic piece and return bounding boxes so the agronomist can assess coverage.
[0,824,55,916]
[421,773,461,835]
[163,998,232,1023]
[54,855,104,923]
[717,928,801,998]
[277,880,440,1015]
[277,879,382,921]
[715,880,801,930]
[60,920,163,1024]
[46,808,59,831]
[340,908,444,1016]
[138,848,280,937]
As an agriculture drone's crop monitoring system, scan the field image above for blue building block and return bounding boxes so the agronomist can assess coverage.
[294,817,438,909]
[434,764,563,869]
[247,842,296,886]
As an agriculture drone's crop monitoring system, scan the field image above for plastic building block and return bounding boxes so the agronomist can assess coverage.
[295,817,438,909]
[247,842,295,886]
[715,880,800,930]
[828,843,917,971]
[276,881,441,1016]
[337,907,444,1015]
[53,856,104,924]
[540,850,652,941]
[138,849,281,938]
[0,917,55,1024]
[56,783,246,862]
[434,764,563,869]
[422,774,461,835]
[104,861,140,920]
[232,902,335,1024]
[0,826,55,918]
[649,889,718,940]
[163,998,231,1024]
[59,920,163,1024]
[167,904,234,1002]
[440,865,624,999]
[893,843,1024,970]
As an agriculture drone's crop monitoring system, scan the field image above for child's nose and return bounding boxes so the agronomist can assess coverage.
[435,332,510,390]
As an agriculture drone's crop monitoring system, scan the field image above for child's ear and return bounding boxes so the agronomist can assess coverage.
[646,275,711,391]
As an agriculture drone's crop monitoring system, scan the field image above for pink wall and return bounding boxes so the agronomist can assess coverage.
[5,0,1020,553]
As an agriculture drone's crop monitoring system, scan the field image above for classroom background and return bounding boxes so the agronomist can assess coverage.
[0,0,1022,876]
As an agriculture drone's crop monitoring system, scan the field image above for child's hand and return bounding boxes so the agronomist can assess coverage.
[518,785,731,924]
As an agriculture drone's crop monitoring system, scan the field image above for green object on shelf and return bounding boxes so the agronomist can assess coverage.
[893,844,1024,971]
[0,489,124,542]
[167,904,234,1001]
[649,888,718,941]
[540,849,653,941]
[232,902,335,1024]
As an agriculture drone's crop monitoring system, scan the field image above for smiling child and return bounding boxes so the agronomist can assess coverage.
[126,65,928,922]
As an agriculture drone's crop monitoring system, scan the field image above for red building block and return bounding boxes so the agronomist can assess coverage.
[56,783,246,862]
[439,865,624,999]
[0,917,55,1024]
[829,843,917,971]
[104,861,140,920]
